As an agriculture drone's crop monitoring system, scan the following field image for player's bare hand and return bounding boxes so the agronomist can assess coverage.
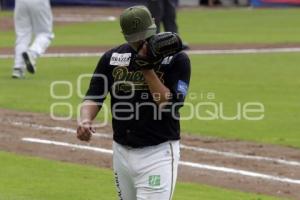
[77,121,95,141]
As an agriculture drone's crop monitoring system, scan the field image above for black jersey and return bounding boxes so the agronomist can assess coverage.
[85,43,191,148]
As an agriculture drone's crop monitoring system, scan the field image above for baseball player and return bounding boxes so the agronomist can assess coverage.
[147,0,178,33]
[77,6,191,200]
[146,0,189,50]
[12,0,54,78]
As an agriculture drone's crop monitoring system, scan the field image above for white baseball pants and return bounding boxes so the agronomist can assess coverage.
[14,0,54,69]
[113,140,180,200]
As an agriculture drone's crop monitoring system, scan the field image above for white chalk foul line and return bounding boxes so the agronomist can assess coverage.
[179,161,300,185]
[1,47,300,59]
[22,137,112,154]
[22,137,300,185]
[10,121,112,139]
[180,144,300,167]
[0,53,103,59]
[9,120,300,167]
[54,15,116,22]
[188,47,300,55]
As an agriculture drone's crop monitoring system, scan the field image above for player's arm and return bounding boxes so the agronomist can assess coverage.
[168,52,191,105]
[134,32,183,106]
[77,100,100,141]
[142,69,171,106]
[142,52,191,107]
[77,53,110,141]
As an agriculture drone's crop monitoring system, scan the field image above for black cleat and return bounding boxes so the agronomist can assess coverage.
[22,51,36,74]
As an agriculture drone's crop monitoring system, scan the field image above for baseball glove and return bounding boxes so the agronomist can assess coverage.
[133,32,183,70]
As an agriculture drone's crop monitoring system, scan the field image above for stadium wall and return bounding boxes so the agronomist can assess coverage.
[251,0,300,6]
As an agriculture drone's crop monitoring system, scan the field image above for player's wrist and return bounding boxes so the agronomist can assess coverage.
[79,119,92,126]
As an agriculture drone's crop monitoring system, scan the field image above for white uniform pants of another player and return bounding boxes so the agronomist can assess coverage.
[14,0,54,70]
[113,140,180,200]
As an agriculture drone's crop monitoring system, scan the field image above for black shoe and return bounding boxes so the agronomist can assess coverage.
[22,51,36,74]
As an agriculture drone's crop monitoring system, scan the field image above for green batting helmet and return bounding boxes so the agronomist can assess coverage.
[120,6,157,43]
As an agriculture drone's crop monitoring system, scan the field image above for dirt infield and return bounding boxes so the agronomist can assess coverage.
[0,108,300,199]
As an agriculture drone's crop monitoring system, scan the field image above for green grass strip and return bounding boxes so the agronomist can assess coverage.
[0,151,285,200]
